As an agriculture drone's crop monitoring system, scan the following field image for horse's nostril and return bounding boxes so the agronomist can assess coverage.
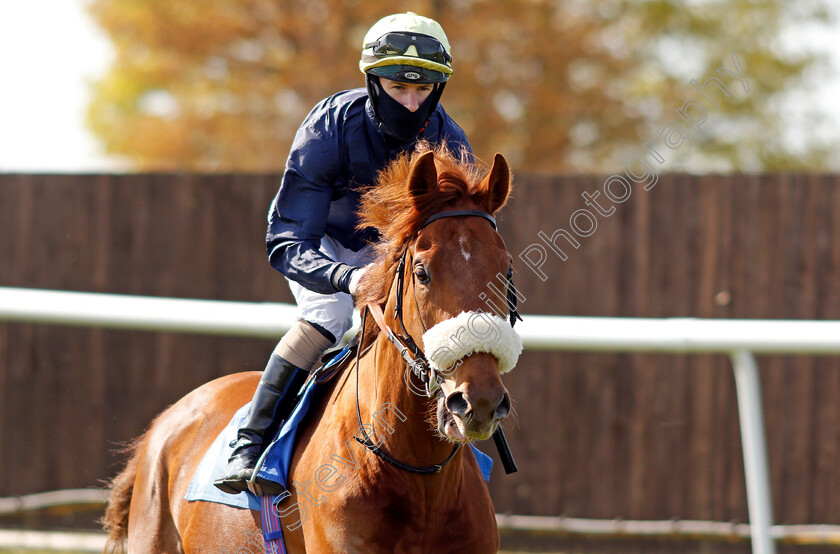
[446,391,470,418]
[494,392,511,419]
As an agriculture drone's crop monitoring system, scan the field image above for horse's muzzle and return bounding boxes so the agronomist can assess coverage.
[440,386,511,441]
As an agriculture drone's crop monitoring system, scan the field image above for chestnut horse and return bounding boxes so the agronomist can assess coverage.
[103,144,518,553]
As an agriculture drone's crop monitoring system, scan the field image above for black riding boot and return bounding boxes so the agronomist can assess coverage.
[214,354,308,494]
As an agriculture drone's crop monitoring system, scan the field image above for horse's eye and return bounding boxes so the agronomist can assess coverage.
[506,266,514,280]
[414,265,430,285]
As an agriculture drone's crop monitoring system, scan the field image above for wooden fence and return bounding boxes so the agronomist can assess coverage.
[1,173,839,535]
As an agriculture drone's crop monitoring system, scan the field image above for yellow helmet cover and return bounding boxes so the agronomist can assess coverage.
[360,12,453,83]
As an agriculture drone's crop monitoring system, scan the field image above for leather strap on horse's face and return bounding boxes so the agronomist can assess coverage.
[398,209,521,329]
[355,304,459,474]
[354,209,522,475]
[367,302,444,398]
[395,211,493,393]
[368,209,520,398]
[418,209,497,232]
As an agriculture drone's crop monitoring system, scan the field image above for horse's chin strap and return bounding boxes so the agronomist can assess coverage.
[353,304,461,475]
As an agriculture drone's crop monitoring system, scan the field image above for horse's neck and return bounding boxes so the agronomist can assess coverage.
[352,327,457,470]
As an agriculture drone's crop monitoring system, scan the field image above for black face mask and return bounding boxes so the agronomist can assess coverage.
[366,75,446,143]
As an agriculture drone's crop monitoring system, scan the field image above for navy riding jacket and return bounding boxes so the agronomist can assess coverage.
[266,88,472,295]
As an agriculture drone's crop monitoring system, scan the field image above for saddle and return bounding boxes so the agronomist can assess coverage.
[252,339,358,488]
[184,340,358,506]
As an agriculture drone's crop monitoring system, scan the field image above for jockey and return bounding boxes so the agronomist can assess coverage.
[215,12,472,494]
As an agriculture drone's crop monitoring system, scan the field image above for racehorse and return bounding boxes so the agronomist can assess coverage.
[103,143,519,553]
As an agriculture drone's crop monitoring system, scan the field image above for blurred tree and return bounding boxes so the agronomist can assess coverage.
[87,0,836,172]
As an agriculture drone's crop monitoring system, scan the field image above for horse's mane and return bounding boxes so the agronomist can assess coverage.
[355,141,495,342]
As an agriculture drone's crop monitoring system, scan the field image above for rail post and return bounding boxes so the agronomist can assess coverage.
[730,349,775,554]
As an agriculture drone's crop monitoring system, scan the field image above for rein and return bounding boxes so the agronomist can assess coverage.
[354,303,461,474]
[353,209,520,475]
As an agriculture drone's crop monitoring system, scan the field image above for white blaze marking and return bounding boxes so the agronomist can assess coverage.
[459,237,471,262]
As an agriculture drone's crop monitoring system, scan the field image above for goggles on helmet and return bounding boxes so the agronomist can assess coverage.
[364,32,452,66]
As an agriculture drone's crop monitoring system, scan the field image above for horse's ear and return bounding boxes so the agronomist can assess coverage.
[408,150,438,198]
[482,153,511,213]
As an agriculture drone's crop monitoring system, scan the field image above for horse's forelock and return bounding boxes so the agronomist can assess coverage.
[357,142,486,248]
[356,142,489,344]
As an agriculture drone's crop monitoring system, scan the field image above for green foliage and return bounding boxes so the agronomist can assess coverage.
[87,0,837,172]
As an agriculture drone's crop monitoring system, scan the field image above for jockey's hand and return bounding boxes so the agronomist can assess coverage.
[348,265,369,297]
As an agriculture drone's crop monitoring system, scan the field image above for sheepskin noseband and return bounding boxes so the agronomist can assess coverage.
[421,311,523,375]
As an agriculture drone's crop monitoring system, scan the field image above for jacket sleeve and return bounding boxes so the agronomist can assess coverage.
[266,104,355,295]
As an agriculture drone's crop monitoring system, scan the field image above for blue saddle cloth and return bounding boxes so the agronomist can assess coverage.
[185,347,493,550]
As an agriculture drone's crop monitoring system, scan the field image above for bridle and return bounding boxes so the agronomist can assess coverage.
[354,209,522,474]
